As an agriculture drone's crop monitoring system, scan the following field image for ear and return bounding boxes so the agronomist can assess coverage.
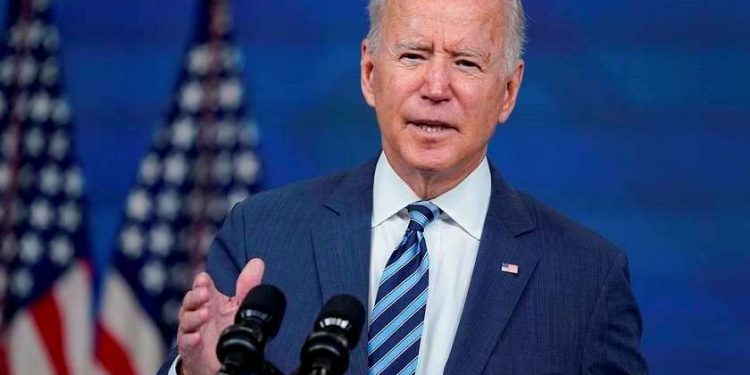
[360,39,377,108]
[497,60,525,124]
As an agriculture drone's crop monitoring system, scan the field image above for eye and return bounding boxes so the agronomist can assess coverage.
[400,53,425,62]
[456,59,481,70]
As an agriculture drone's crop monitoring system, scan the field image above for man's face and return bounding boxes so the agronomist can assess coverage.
[361,0,524,177]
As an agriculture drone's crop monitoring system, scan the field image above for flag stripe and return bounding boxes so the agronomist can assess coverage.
[57,262,92,374]
[98,271,164,375]
[1,2,93,375]
[96,1,262,374]
[7,313,55,375]
[30,291,70,375]
[95,323,137,375]
[0,345,10,375]
[95,1,262,370]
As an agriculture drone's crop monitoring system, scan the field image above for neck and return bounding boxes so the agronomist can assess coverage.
[385,151,486,200]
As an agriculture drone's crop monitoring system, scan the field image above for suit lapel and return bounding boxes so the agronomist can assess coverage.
[309,158,539,374]
[444,166,539,374]
[311,158,378,375]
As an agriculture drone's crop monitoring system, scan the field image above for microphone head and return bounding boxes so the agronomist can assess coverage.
[314,294,366,349]
[236,284,287,337]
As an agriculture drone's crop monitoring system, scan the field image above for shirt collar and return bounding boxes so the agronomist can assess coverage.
[371,152,491,240]
[372,153,421,228]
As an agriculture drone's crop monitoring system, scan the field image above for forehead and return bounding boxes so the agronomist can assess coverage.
[382,0,506,51]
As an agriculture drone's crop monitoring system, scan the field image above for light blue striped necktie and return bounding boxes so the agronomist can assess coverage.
[368,201,440,375]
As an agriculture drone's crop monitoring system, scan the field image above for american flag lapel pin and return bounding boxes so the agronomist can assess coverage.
[501,262,519,275]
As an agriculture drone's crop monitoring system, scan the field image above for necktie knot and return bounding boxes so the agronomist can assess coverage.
[406,201,440,232]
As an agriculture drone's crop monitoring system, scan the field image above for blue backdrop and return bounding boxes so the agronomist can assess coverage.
[5,0,748,373]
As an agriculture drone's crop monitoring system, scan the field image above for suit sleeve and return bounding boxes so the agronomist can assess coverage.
[204,200,248,295]
[582,252,649,374]
[155,202,249,374]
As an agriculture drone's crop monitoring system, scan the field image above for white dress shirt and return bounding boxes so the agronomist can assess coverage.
[170,153,491,375]
[370,152,491,374]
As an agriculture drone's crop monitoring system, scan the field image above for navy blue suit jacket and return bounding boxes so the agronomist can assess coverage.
[158,157,648,374]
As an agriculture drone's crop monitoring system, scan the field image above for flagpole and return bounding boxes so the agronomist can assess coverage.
[187,0,230,278]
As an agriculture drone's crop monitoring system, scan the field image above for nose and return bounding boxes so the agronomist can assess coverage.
[420,58,452,103]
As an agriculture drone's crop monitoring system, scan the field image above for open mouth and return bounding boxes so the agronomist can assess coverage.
[408,120,456,133]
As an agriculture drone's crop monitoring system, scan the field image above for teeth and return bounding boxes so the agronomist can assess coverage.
[417,124,445,132]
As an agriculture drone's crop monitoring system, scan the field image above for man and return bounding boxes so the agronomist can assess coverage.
[159,0,648,374]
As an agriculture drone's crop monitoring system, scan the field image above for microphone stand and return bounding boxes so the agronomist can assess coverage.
[258,361,284,375]
[295,367,332,375]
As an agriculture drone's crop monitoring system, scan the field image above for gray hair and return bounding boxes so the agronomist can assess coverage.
[366,0,526,74]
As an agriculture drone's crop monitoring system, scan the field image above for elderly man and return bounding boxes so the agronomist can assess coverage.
[159,0,648,374]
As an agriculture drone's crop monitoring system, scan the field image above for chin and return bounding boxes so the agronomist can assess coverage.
[403,148,458,174]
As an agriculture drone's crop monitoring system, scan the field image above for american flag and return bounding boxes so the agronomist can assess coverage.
[501,263,519,275]
[0,0,93,374]
[95,0,262,373]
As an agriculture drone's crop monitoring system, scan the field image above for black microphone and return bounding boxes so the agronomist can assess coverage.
[298,295,366,375]
[216,284,286,375]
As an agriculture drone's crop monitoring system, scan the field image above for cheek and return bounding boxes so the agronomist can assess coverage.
[380,63,424,94]
[377,79,421,124]
[452,92,503,146]
[389,77,420,102]
[458,84,505,122]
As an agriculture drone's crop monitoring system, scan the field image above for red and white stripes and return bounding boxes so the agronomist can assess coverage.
[95,271,164,375]
[2,262,91,375]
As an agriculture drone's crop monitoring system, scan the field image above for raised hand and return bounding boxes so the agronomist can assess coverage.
[176,258,265,375]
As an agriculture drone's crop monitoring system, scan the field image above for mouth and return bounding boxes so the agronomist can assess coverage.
[407,119,457,134]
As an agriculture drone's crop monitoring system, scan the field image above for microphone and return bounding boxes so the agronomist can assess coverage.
[297,295,366,375]
[216,284,286,375]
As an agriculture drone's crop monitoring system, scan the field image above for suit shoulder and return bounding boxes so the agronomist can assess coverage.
[518,192,624,263]
[232,170,348,216]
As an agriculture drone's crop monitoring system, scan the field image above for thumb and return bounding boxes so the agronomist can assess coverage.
[235,258,265,300]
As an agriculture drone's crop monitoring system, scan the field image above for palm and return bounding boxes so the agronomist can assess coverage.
[178,259,265,375]
[202,291,242,371]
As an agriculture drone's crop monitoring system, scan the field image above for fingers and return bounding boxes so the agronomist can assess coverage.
[192,271,215,290]
[178,331,201,351]
[177,292,208,361]
[235,258,265,299]
[179,306,210,333]
[176,272,225,375]
[178,273,218,335]
[181,287,210,311]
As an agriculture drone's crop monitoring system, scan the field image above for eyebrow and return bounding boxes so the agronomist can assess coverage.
[452,48,489,60]
[394,41,432,52]
[394,40,490,62]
